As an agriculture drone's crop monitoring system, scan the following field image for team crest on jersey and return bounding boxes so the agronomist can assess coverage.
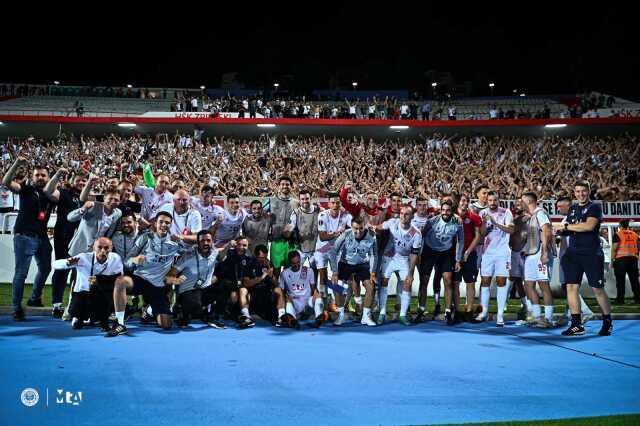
[241,259,247,266]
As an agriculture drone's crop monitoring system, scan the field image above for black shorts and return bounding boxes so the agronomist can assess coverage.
[420,246,455,275]
[337,262,371,282]
[129,275,171,315]
[454,250,479,283]
[560,251,605,288]
[249,285,277,323]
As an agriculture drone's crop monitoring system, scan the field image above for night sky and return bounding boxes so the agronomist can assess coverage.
[3,4,637,99]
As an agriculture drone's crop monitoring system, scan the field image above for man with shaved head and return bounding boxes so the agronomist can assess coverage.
[159,189,202,244]
[53,237,124,330]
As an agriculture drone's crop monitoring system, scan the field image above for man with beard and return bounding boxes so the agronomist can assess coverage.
[240,244,285,326]
[268,176,298,280]
[508,200,531,322]
[3,157,59,321]
[243,200,271,255]
[419,200,464,325]
[453,194,482,322]
[173,230,230,327]
[413,197,434,322]
[476,192,514,326]
[44,170,87,318]
[279,250,327,328]
[285,188,319,276]
[133,173,173,228]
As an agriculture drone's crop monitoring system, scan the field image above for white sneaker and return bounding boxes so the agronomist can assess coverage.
[473,308,487,322]
[333,313,345,326]
[361,314,377,327]
[496,316,504,327]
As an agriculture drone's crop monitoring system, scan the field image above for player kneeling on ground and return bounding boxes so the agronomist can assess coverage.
[107,211,184,337]
[172,230,232,328]
[53,237,123,331]
[278,251,327,328]
[239,244,285,327]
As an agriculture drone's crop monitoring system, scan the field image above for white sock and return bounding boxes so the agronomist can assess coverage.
[116,311,125,326]
[400,291,410,317]
[146,305,153,316]
[525,298,532,312]
[532,304,541,319]
[497,286,508,318]
[419,305,425,312]
[278,308,286,317]
[53,302,62,309]
[337,306,345,317]
[363,307,371,318]
[379,287,389,315]
[354,296,363,306]
[285,302,296,316]
[579,295,593,315]
[434,293,440,306]
[241,307,250,317]
[480,287,490,316]
[314,298,323,317]
[544,305,553,320]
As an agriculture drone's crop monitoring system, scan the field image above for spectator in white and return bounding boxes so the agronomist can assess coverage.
[346,99,358,119]
[133,174,173,225]
[420,102,431,120]
[489,106,498,119]
[448,106,457,120]
[159,189,202,244]
[53,237,123,330]
[191,96,198,112]
[400,102,410,119]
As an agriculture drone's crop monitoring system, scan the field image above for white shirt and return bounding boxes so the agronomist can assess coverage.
[479,207,513,257]
[134,186,173,220]
[214,207,249,246]
[316,210,352,253]
[279,266,315,301]
[191,197,220,229]
[54,252,123,292]
[382,218,422,260]
[411,214,430,233]
[98,209,118,236]
[0,185,14,209]
[159,205,203,238]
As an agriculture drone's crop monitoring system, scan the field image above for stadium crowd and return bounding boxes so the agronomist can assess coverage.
[0,129,637,340]
[1,132,638,202]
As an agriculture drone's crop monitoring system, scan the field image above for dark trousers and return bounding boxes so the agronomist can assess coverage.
[613,257,640,300]
[12,234,52,308]
[178,287,217,320]
[52,234,75,304]
[68,279,115,322]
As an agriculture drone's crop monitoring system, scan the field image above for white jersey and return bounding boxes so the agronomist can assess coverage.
[0,185,14,209]
[479,207,513,257]
[190,197,220,229]
[382,218,422,260]
[134,186,173,220]
[411,214,430,233]
[53,252,123,293]
[214,208,249,246]
[315,210,352,254]
[279,266,314,299]
[159,205,203,238]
